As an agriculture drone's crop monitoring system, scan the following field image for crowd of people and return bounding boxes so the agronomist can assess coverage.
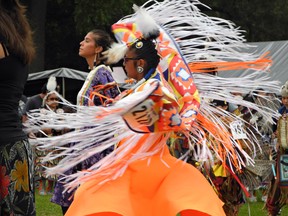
[1,0,288,216]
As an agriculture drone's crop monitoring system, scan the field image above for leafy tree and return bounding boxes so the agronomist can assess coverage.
[22,0,47,72]
[201,0,288,42]
[45,0,147,71]
[45,0,82,70]
[73,0,147,35]
[24,0,288,72]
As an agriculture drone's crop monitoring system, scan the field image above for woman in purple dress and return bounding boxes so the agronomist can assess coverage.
[51,29,119,215]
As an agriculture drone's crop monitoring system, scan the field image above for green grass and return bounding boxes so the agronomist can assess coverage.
[239,201,288,215]
[35,192,62,216]
[35,192,288,216]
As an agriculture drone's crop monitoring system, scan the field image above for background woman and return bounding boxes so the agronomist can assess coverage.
[35,91,64,196]
[265,81,288,216]
[0,0,36,215]
[77,29,120,106]
[51,29,119,215]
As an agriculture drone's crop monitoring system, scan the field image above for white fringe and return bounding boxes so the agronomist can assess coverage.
[120,0,261,63]
[25,0,281,190]
[46,76,57,92]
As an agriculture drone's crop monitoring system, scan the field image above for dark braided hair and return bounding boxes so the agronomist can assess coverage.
[129,39,160,74]
[90,29,113,55]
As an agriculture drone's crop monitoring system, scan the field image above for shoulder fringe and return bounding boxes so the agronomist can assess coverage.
[26,88,172,191]
[120,0,265,65]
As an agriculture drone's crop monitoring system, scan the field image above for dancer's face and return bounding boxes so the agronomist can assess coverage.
[282,96,288,108]
[123,49,142,81]
[79,32,97,59]
[45,93,59,110]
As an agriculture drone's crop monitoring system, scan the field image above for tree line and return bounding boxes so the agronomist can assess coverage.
[22,0,288,73]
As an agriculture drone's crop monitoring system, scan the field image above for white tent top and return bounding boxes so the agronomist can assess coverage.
[27,67,128,100]
[28,67,88,81]
[28,67,128,83]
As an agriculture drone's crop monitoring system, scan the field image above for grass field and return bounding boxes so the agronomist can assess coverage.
[35,191,288,216]
[35,192,62,216]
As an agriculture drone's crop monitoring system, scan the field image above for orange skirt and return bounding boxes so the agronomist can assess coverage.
[65,147,225,216]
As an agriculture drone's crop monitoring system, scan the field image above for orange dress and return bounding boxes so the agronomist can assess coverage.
[65,134,225,216]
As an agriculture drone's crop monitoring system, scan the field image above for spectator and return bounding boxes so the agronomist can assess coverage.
[209,99,246,216]
[35,91,64,196]
[51,29,119,215]
[22,83,48,123]
[0,0,36,215]
[265,80,288,216]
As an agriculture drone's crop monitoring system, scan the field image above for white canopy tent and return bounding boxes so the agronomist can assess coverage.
[25,68,88,104]
[25,67,127,104]
[28,67,88,81]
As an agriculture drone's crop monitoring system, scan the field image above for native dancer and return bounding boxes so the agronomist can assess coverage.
[26,1,280,215]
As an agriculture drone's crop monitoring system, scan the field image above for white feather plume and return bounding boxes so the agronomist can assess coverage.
[102,42,128,65]
[133,4,159,39]
[118,0,262,63]
[46,76,57,92]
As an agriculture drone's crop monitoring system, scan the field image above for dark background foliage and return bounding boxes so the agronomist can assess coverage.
[21,0,288,73]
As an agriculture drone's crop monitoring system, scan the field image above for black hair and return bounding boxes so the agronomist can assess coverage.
[252,88,264,95]
[129,39,160,74]
[212,99,228,107]
[90,29,113,53]
[41,83,48,94]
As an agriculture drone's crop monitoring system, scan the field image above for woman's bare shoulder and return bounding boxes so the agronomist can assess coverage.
[0,43,5,59]
[0,43,8,59]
